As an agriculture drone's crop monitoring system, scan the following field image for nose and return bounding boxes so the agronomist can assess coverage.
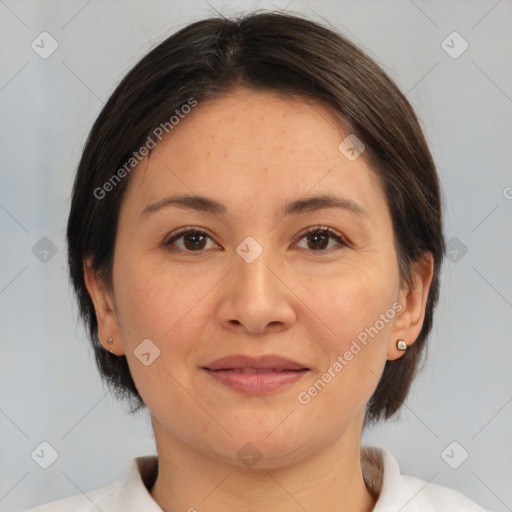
[216,248,297,335]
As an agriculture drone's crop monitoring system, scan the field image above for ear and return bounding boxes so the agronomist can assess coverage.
[387,253,434,360]
[83,258,125,355]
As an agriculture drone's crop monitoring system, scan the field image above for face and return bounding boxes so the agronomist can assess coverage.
[86,89,431,468]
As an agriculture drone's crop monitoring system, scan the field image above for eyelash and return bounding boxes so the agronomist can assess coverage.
[165,226,349,254]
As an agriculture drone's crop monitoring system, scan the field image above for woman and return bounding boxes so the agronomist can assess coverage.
[27,11,489,511]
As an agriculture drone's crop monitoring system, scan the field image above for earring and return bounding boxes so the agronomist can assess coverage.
[107,337,113,352]
[396,339,408,351]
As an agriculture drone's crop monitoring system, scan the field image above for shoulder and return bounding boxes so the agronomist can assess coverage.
[22,482,122,512]
[400,473,490,511]
[362,446,490,511]
[23,456,160,512]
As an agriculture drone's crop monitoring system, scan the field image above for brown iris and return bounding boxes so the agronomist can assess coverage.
[183,232,208,250]
[306,232,330,250]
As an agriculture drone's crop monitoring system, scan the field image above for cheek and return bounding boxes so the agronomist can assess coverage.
[113,255,223,374]
[299,267,398,346]
[114,263,213,417]
[295,279,395,419]
[114,254,192,337]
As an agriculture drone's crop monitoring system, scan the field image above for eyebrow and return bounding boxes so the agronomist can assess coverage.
[141,193,369,219]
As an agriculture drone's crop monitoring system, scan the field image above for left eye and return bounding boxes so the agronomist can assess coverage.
[296,228,347,252]
[166,230,219,251]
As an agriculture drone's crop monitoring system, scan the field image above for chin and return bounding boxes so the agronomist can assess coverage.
[196,429,322,471]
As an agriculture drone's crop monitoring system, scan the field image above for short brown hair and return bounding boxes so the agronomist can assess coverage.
[67,11,445,423]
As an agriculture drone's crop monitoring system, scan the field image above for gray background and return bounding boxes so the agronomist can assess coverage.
[1,0,511,510]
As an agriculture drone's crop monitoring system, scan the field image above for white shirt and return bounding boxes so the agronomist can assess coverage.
[25,446,489,511]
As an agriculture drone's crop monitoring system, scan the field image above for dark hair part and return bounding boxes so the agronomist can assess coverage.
[67,11,445,423]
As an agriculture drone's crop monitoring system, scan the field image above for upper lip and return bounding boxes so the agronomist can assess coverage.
[202,354,309,371]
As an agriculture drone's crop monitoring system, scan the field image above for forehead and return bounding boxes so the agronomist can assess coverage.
[121,89,384,218]
[159,89,351,164]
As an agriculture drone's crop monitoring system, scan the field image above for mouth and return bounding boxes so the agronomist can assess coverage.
[200,354,310,394]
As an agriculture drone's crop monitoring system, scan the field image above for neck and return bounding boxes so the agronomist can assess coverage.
[149,417,376,512]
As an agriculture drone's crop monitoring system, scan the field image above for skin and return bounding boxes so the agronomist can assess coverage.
[84,89,433,512]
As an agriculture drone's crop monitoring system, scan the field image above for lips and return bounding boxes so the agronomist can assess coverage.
[202,354,309,372]
[201,354,310,394]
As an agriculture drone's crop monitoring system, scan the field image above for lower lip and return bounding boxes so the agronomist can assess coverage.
[203,369,309,394]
